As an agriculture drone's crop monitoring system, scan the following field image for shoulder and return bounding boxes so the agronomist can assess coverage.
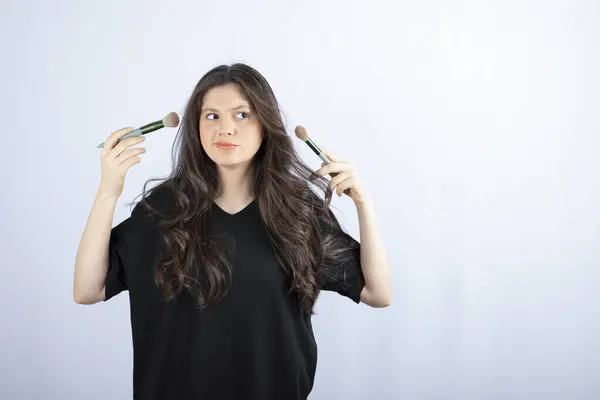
[118,183,178,239]
[131,182,177,220]
[304,188,342,234]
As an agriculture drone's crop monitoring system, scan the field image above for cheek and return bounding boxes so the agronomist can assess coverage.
[246,122,263,147]
[246,133,263,156]
[199,123,212,149]
[251,128,263,146]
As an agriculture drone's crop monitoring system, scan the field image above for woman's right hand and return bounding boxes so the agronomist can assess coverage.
[98,127,146,199]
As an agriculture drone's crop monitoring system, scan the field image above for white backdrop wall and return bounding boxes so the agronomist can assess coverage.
[1,0,599,399]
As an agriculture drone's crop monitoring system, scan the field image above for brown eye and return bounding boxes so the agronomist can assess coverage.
[206,113,218,120]
[235,112,249,119]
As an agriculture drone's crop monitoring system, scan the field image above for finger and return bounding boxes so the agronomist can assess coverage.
[116,147,146,165]
[322,149,340,162]
[102,127,134,152]
[336,177,354,197]
[316,161,351,177]
[328,171,351,193]
[118,154,142,172]
[110,136,146,159]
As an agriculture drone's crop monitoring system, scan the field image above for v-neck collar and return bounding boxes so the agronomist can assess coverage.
[212,199,256,217]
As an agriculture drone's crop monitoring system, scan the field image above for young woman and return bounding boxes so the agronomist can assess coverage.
[73,63,391,400]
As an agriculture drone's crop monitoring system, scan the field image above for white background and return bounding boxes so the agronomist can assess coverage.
[1,0,599,399]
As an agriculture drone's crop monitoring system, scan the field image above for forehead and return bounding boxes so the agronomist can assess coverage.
[201,83,251,110]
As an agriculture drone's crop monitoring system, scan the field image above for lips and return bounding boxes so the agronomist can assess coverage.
[215,141,238,150]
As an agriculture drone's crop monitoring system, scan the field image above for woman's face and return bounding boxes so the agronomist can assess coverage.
[199,83,263,169]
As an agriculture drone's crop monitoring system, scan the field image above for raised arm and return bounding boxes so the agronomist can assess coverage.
[73,127,146,304]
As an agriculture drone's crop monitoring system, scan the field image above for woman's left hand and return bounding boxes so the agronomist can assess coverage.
[315,149,367,205]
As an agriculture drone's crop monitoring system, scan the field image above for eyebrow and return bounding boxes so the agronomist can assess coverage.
[201,105,251,113]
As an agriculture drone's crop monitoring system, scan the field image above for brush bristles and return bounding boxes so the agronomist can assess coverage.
[162,112,180,128]
[294,125,308,141]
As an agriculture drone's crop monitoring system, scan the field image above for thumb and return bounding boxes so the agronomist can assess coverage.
[322,148,338,162]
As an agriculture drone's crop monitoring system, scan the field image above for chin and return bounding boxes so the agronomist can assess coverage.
[217,160,242,168]
[213,156,251,168]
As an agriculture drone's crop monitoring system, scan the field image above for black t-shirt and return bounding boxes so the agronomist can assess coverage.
[104,188,365,400]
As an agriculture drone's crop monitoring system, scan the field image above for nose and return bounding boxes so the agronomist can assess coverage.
[217,119,235,136]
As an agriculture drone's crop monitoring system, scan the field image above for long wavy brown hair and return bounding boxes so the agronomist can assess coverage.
[130,63,356,314]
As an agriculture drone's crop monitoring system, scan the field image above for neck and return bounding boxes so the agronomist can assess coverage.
[215,164,254,203]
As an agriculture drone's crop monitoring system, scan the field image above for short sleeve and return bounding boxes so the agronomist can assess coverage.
[104,216,132,301]
[103,187,172,301]
[104,198,152,301]
[318,209,366,304]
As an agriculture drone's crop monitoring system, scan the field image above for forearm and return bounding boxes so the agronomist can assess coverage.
[355,200,392,305]
[73,190,118,304]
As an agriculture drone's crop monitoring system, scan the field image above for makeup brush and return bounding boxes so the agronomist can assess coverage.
[294,125,332,163]
[295,125,350,195]
[97,112,180,148]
